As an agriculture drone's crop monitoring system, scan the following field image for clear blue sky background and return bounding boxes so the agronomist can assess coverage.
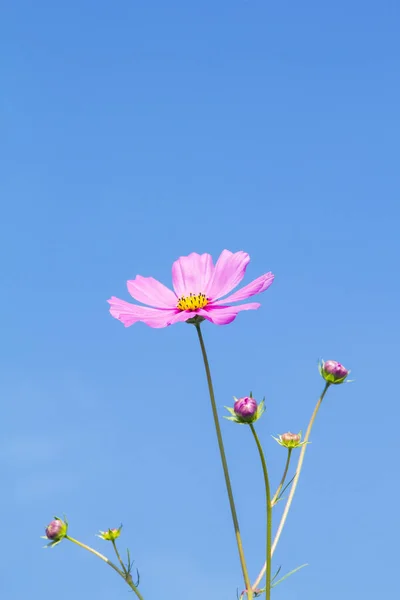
[1,1,399,599]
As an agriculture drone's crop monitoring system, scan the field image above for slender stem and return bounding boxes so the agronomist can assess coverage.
[250,424,272,600]
[251,382,331,591]
[194,323,253,599]
[66,535,124,576]
[112,539,128,575]
[271,383,330,555]
[66,536,145,600]
[271,449,292,507]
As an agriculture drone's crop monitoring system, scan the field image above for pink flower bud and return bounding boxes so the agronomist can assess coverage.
[273,431,305,449]
[45,517,67,542]
[281,432,301,445]
[319,359,349,384]
[234,396,258,422]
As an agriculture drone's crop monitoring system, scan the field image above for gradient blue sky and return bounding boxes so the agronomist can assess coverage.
[1,1,399,599]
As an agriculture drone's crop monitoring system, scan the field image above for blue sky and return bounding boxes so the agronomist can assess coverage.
[1,1,399,598]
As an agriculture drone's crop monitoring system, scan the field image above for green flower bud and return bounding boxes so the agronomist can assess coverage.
[98,525,122,541]
[273,431,306,449]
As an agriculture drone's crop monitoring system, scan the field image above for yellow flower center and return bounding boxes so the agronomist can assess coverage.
[177,292,208,311]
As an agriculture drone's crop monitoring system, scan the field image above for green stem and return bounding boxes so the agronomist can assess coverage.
[66,535,123,576]
[194,323,253,600]
[271,449,292,507]
[250,424,272,600]
[66,536,145,600]
[251,382,331,591]
[111,539,128,576]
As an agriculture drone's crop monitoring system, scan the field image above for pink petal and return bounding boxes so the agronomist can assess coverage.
[214,272,274,305]
[172,253,214,297]
[198,302,261,325]
[127,275,177,308]
[167,310,199,325]
[108,297,179,328]
[205,250,250,301]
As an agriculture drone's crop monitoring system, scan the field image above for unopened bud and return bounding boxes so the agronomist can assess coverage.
[98,526,122,541]
[234,397,258,422]
[225,394,265,425]
[319,359,349,384]
[43,516,68,547]
[273,431,305,449]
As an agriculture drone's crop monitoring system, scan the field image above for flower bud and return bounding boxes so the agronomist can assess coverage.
[319,359,349,384]
[225,394,265,425]
[98,526,122,541]
[46,518,67,540]
[43,516,68,547]
[273,431,305,449]
[234,396,257,422]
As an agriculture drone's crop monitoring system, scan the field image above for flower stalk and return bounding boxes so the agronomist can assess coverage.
[251,382,331,592]
[249,424,272,600]
[271,448,292,507]
[194,322,253,599]
[111,539,129,577]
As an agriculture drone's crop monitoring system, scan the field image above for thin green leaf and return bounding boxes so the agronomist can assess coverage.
[271,563,308,588]
[278,473,297,499]
[271,565,282,582]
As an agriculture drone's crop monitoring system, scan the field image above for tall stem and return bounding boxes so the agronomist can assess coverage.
[250,424,272,600]
[271,449,292,507]
[194,323,253,599]
[251,382,330,591]
[66,536,145,600]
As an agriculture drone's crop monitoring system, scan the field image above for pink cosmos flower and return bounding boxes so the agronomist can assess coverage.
[108,250,274,328]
